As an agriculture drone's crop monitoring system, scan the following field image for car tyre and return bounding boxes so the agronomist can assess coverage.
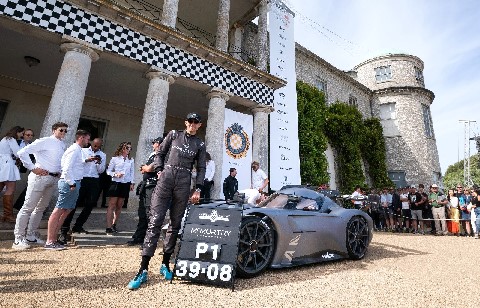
[346,216,369,260]
[236,216,275,278]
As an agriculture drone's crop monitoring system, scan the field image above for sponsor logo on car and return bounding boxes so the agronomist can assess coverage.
[322,252,335,259]
[198,210,230,222]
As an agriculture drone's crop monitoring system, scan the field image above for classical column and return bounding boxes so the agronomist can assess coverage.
[229,24,243,60]
[161,0,180,28]
[134,67,177,185]
[40,39,100,141]
[215,0,230,52]
[257,0,269,71]
[251,105,273,182]
[205,88,230,199]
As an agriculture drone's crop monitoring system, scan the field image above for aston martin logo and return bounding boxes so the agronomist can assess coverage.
[225,123,250,159]
[198,210,230,222]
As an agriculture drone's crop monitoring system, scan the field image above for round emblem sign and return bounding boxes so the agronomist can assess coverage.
[225,123,250,159]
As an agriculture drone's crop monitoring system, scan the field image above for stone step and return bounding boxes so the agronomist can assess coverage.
[0,208,139,243]
[71,230,134,247]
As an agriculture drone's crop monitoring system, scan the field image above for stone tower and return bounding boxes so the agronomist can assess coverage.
[354,54,441,187]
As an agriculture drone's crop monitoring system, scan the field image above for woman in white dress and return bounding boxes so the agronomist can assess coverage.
[105,142,135,235]
[0,126,24,222]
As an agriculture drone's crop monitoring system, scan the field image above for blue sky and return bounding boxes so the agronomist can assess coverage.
[287,0,480,174]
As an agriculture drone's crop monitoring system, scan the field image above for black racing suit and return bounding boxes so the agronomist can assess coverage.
[223,175,238,201]
[141,130,206,258]
[131,151,157,243]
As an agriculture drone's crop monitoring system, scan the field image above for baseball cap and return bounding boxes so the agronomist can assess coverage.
[186,112,201,122]
[152,137,163,144]
[431,184,438,188]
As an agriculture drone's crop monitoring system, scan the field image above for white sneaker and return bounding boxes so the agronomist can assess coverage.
[26,231,46,245]
[12,237,31,250]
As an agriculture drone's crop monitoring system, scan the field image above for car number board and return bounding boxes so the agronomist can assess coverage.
[173,204,242,290]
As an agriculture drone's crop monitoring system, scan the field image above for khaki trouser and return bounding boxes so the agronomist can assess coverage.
[432,206,448,235]
[14,173,58,238]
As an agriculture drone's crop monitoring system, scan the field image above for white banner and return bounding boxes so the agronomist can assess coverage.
[221,109,254,196]
[269,0,301,190]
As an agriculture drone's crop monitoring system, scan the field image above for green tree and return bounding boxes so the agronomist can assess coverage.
[361,118,394,189]
[296,81,329,186]
[443,155,480,189]
[323,102,365,193]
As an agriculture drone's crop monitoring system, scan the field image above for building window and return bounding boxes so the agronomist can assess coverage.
[414,66,424,84]
[0,100,9,129]
[348,95,357,107]
[432,172,441,186]
[422,105,434,138]
[375,65,392,82]
[316,79,327,94]
[388,171,406,188]
[379,102,400,136]
[78,117,108,142]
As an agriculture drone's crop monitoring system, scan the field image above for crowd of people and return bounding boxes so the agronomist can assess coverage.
[354,184,480,239]
[0,113,270,290]
[0,122,138,250]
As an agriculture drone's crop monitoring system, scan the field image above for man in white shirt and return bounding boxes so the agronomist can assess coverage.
[44,130,90,250]
[251,161,268,193]
[351,185,363,209]
[239,188,266,206]
[59,138,106,241]
[201,152,215,201]
[13,122,68,250]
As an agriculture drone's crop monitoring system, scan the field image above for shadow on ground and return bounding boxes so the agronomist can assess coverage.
[233,241,429,291]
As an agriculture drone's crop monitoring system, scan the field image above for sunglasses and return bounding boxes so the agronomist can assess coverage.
[125,146,132,150]
[187,119,200,124]
[58,128,68,133]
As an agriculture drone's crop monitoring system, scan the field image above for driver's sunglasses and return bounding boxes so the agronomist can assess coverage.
[187,119,200,124]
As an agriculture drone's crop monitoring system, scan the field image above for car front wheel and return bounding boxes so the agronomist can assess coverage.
[346,216,369,260]
[236,216,275,278]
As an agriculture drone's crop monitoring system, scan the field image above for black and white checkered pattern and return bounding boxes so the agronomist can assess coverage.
[0,0,274,105]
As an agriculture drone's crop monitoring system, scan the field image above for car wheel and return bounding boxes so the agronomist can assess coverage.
[236,216,275,278]
[346,216,369,260]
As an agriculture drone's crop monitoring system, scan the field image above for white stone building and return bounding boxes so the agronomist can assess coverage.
[0,0,282,200]
[0,0,441,201]
[295,45,441,188]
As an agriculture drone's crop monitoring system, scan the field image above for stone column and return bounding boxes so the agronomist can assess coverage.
[215,0,230,52]
[251,105,273,182]
[40,39,100,141]
[134,67,177,185]
[229,24,243,60]
[205,88,230,199]
[257,0,269,71]
[161,0,180,28]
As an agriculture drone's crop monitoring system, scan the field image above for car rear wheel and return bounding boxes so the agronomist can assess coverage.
[346,216,369,260]
[236,216,275,278]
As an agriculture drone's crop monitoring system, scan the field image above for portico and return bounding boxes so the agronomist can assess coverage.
[0,0,285,201]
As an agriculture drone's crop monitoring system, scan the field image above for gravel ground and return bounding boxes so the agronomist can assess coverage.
[1,232,479,308]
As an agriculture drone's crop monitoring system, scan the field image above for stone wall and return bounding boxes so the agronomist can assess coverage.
[354,54,425,91]
[295,44,372,119]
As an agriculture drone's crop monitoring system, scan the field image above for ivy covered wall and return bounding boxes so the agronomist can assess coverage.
[296,81,393,193]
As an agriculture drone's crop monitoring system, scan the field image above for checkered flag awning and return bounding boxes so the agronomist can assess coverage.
[0,0,274,105]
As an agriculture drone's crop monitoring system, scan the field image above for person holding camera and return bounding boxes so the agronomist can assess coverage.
[127,136,163,246]
[59,138,106,243]
[429,184,448,235]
